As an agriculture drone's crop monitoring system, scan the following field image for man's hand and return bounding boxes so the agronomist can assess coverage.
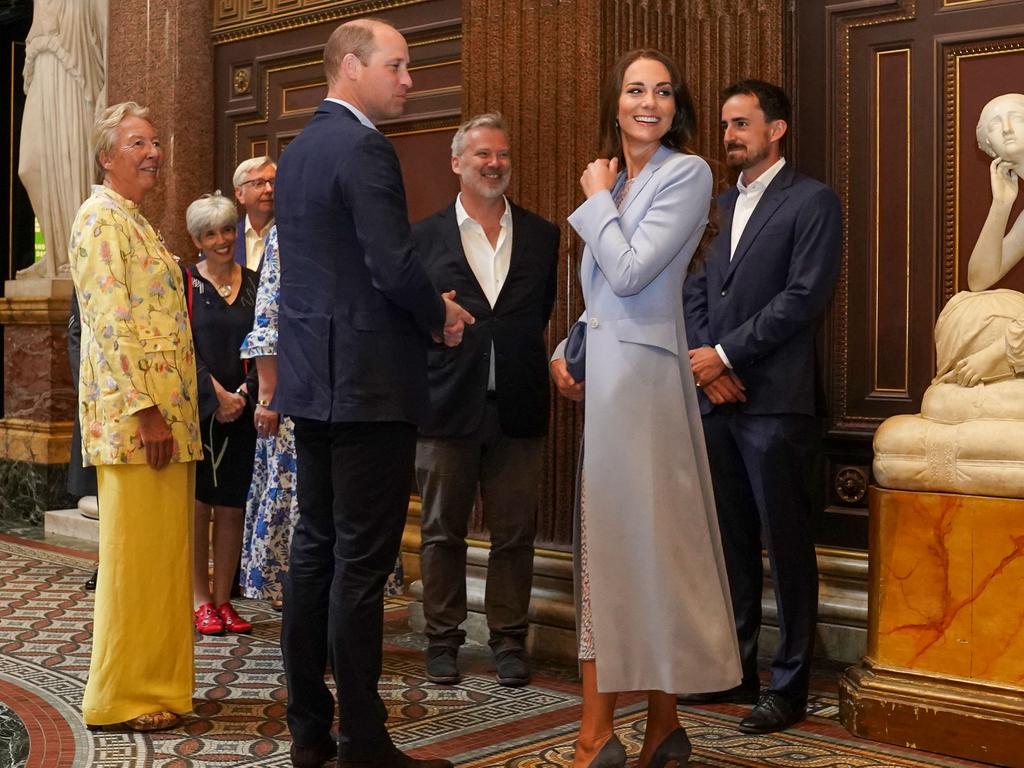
[136,405,173,470]
[438,290,475,347]
[701,372,747,405]
[688,346,727,387]
[550,357,584,402]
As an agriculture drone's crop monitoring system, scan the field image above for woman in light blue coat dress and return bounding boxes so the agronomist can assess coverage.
[551,50,741,768]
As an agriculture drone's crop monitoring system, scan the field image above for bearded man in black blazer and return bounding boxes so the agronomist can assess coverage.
[412,113,559,688]
[683,80,842,735]
[274,18,471,768]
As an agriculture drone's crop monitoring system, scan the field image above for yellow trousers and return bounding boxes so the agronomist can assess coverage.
[82,462,196,725]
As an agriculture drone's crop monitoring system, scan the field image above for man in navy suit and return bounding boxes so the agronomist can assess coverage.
[273,18,471,768]
[231,155,276,271]
[412,113,559,688]
[683,80,842,734]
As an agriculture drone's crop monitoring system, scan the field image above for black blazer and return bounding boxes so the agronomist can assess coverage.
[413,201,559,439]
[684,163,842,416]
[274,101,445,424]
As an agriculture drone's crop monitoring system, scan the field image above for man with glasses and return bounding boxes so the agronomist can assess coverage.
[232,156,277,272]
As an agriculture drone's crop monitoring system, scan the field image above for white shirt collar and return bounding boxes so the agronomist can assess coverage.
[455,193,511,228]
[738,157,786,195]
[324,98,376,130]
[244,214,273,237]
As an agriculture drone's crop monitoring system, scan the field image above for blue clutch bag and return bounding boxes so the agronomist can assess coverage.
[565,320,586,382]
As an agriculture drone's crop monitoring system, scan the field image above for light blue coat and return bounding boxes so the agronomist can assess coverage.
[563,145,741,693]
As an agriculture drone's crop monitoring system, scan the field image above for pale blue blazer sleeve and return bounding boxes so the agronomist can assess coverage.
[567,153,712,297]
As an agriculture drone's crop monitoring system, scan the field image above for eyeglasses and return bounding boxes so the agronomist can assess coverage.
[241,177,275,190]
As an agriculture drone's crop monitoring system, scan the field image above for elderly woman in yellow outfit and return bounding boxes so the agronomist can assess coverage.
[69,101,202,732]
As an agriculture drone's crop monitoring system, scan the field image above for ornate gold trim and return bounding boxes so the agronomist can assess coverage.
[872,48,911,395]
[832,1,918,431]
[212,0,433,44]
[0,295,72,325]
[0,417,72,464]
[945,40,1024,302]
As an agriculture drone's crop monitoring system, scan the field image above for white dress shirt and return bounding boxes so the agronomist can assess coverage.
[243,215,273,272]
[324,97,376,130]
[456,193,513,390]
[716,157,787,368]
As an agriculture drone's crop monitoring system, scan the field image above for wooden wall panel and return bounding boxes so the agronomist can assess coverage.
[795,0,1024,547]
[213,0,461,215]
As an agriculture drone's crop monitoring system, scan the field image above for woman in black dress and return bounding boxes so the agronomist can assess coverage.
[184,192,259,636]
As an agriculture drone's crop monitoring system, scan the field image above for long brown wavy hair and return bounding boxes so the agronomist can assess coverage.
[598,49,697,166]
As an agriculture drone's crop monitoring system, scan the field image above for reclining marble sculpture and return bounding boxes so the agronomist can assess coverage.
[873,93,1024,497]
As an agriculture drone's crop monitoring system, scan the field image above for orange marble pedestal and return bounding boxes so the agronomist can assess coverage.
[840,486,1024,767]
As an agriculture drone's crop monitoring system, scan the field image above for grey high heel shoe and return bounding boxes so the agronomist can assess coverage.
[646,727,692,767]
[584,734,626,768]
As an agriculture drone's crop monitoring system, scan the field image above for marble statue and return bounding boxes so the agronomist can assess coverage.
[873,93,1024,498]
[15,0,107,280]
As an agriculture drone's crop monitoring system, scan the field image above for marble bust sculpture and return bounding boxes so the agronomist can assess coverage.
[16,0,107,280]
[873,93,1024,497]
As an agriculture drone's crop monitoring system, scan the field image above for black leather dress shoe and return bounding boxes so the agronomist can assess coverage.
[84,569,98,591]
[677,680,759,705]
[337,746,453,768]
[290,738,337,768]
[738,690,806,734]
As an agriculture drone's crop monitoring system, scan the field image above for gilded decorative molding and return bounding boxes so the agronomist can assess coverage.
[233,66,252,95]
[0,418,72,464]
[212,0,434,44]
[830,1,918,431]
[942,39,1024,303]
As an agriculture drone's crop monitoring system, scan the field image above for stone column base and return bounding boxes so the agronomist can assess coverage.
[839,486,1024,766]
[841,659,1024,767]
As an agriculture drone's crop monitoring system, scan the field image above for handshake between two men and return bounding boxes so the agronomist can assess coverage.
[437,290,475,347]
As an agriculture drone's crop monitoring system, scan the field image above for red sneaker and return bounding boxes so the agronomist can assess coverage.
[194,602,224,635]
[217,602,252,634]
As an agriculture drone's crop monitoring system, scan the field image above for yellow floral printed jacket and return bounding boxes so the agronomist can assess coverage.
[68,185,202,466]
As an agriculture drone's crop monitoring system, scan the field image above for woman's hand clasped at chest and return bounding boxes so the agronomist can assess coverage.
[580,157,620,199]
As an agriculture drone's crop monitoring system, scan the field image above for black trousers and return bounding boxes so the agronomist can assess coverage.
[701,408,819,703]
[282,418,416,758]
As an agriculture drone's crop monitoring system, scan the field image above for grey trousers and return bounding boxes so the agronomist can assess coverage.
[415,400,544,654]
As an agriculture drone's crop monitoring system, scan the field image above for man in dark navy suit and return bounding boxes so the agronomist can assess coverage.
[683,80,842,735]
[231,155,276,271]
[273,17,471,768]
[412,113,559,688]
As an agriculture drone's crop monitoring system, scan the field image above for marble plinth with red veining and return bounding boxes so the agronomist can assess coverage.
[871,487,1024,687]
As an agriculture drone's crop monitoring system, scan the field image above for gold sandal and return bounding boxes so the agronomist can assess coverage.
[125,711,179,732]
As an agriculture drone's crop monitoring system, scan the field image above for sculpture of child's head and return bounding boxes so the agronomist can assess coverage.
[976,93,1024,165]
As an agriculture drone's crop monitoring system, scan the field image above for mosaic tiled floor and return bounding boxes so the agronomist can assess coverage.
[0,530,999,768]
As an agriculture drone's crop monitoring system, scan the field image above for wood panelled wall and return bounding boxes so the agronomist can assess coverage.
[463,0,785,551]
[794,0,1024,548]
[212,0,462,223]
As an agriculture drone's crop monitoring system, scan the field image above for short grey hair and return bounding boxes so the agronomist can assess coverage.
[91,101,151,183]
[185,191,237,239]
[451,113,507,157]
[232,156,276,188]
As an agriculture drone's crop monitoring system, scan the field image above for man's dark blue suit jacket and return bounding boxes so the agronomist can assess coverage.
[273,100,445,424]
[684,162,842,416]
